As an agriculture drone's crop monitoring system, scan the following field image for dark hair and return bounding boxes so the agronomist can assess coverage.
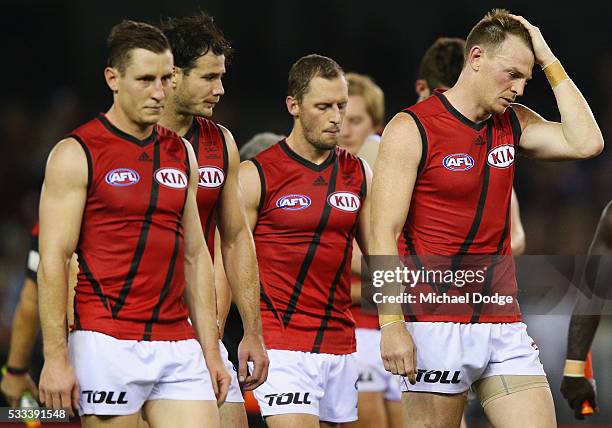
[160,13,233,73]
[418,37,466,90]
[107,20,170,74]
[465,9,533,57]
[288,54,344,102]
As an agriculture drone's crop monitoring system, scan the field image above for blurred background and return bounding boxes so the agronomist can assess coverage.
[0,0,609,426]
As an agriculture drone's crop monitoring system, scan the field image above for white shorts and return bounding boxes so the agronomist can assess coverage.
[219,340,244,403]
[355,328,402,401]
[400,322,545,394]
[253,349,358,423]
[69,331,216,415]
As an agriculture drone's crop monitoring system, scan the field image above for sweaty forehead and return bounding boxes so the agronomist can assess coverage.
[303,76,348,103]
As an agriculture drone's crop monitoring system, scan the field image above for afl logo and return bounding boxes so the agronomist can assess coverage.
[276,194,311,210]
[154,168,188,189]
[105,168,140,187]
[442,153,474,171]
[198,166,225,188]
[327,191,360,212]
[487,145,515,168]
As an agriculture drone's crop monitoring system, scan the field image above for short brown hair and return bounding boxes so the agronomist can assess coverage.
[288,54,344,102]
[107,20,170,74]
[418,38,465,90]
[346,73,385,128]
[465,9,533,57]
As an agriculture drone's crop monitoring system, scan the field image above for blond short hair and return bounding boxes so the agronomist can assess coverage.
[346,73,385,129]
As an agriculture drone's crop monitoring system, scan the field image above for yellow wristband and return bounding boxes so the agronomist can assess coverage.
[380,319,404,329]
[379,314,404,329]
[0,365,6,377]
[542,59,569,87]
[563,359,586,377]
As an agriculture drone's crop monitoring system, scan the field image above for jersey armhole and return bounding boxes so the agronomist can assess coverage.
[179,137,191,178]
[67,134,92,193]
[215,124,230,191]
[249,158,266,213]
[507,106,522,151]
[357,157,367,199]
[401,110,428,176]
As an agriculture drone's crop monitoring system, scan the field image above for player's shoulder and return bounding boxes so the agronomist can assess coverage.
[193,115,217,128]
[156,125,192,159]
[52,135,89,158]
[67,116,105,140]
[44,137,89,186]
[507,103,544,130]
[249,140,283,165]
[155,123,183,140]
[336,145,362,166]
[193,115,226,137]
[405,92,446,120]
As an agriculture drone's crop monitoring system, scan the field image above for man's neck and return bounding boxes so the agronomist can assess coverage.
[442,78,491,124]
[158,100,194,137]
[286,130,333,165]
[105,106,155,140]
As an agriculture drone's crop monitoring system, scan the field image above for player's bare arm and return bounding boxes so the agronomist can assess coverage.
[562,201,612,418]
[238,160,261,232]
[38,137,87,415]
[181,140,231,405]
[355,159,373,257]
[213,228,232,336]
[510,188,526,255]
[510,16,604,160]
[350,160,373,306]
[369,113,421,382]
[215,125,268,391]
[1,278,40,407]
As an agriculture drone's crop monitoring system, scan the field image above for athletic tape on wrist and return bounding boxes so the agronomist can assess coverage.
[542,59,569,87]
[379,314,404,328]
[563,359,586,377]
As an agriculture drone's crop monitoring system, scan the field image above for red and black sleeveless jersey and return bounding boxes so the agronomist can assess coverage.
[25,222,39,282]
[349,272,379,330]
[399,90,521,323]
[184,116,228,257]
[68,114,195,341]
[252,141,366,354]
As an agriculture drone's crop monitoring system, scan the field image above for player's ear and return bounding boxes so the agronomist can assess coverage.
[286,96,300,117]
[468,45,485,71]
[172,66,182,89]
[104,67,120,93]
[415,79,429,99]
